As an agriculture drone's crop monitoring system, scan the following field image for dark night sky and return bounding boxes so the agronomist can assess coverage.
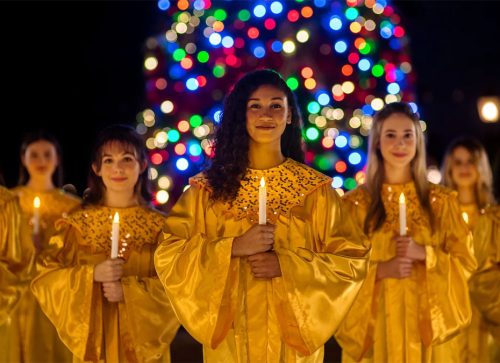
[1,1,500,197]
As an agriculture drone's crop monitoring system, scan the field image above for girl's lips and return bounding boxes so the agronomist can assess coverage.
[392,153,407,158]
[111,177,127,182]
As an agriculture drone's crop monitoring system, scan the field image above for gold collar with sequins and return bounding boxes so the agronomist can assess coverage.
[191,158,331,221]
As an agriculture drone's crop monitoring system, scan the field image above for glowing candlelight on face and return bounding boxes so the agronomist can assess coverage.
[462,212,469,225]
[259,177,267,225]
[399,193,406,236]
[33,197,41,234]
[111,212,120,259]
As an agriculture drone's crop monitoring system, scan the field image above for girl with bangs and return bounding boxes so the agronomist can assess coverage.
[31,125,179,363]
[336,102,476,362]
[441,138,500,362]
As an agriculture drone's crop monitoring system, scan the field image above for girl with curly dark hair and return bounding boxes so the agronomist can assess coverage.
[155,69,370,362]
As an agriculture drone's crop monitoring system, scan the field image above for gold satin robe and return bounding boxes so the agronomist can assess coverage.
[336,183,477,363]
[1,186,80,363]
[0,186,23,322]
[468,205,500,362]
[0,186,25,363]
[155,159,370,363]
[31,205,180,363]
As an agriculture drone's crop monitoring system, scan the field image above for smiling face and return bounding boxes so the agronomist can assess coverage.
[245,85,291,147]
[450,146,479,188]
[92,141,144,196]
[379,113,417,170]
[22,140,58,180]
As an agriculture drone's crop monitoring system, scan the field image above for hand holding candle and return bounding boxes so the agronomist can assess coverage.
[399,193,406,236]
[258,177,267,225]
[33,196,41,235]
[111,212,120,259]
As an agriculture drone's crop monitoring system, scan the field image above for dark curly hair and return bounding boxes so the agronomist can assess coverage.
[18,130,64,187]
[83,124,151,206]
[206,69,304,201]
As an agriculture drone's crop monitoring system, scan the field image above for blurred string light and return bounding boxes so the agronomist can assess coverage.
[140,0,419,206]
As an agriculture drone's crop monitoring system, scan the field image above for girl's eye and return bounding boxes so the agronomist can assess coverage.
[248,104,260,109]
[271,104,282,109]
[103,158,113,164]
[385,133,395,138]
[404,133,414,139]
[123,157,134,162]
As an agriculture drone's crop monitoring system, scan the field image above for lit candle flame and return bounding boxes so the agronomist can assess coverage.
[113,212,120,223]
[399,193,405,204]
[260,177,265,187]
[462,212,469,225]
[33,196,41,209]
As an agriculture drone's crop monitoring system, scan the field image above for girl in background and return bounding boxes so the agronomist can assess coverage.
[442,137,499,362]
[336,102,476,362]
[4,131,80,362]
[32,125,179,362]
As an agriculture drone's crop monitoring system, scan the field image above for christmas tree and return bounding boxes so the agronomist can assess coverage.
[137,0,418,208]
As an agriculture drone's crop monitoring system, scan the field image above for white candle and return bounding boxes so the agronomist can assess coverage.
[33,196,40,234]
[462,212,469,225]
[258,177,267,225]
[399,193,406,236]
[111,212,120,259]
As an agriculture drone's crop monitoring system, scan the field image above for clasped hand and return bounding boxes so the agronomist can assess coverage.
[232,224,282,279]
[94,258,124,302]
[376,236,426,280]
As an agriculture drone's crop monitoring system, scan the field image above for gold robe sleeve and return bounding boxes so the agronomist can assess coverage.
[0,191,24,324]
[120,272,180,360]
[469,207,500,329]
[154,184,238,349]
[273,183,370,355]
[335,189,378,360]
[31,225,101,361]
[424,190,477,344]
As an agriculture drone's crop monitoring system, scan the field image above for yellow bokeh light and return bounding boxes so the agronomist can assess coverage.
[156,190,170,204]
[315,116,327,128]
[385,94,399,104]
[332,84,343,97]
[146,137,156,150]
[282,40,296,54]
[165,30,177,42]
[144,57,158,71]
[149,168,158,180]
[175,22,188,34]
[158,176,172,190]
[371,98,385,111]
[161,100,174,114]
[155,131,168,145]
[419,120,427,132]
[333,109,345,120]
[296,30,310,43]
[349,22,362,33]
[349,117,361,129]
[341,81,355,94]
[304,78,317,90]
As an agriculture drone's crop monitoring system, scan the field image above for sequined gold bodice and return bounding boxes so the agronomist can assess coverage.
[58,205,166,260]
[190,158,332,221]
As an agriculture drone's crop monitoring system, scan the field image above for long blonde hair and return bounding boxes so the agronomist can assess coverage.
[441,138,494,209]
[364,102,434,234]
